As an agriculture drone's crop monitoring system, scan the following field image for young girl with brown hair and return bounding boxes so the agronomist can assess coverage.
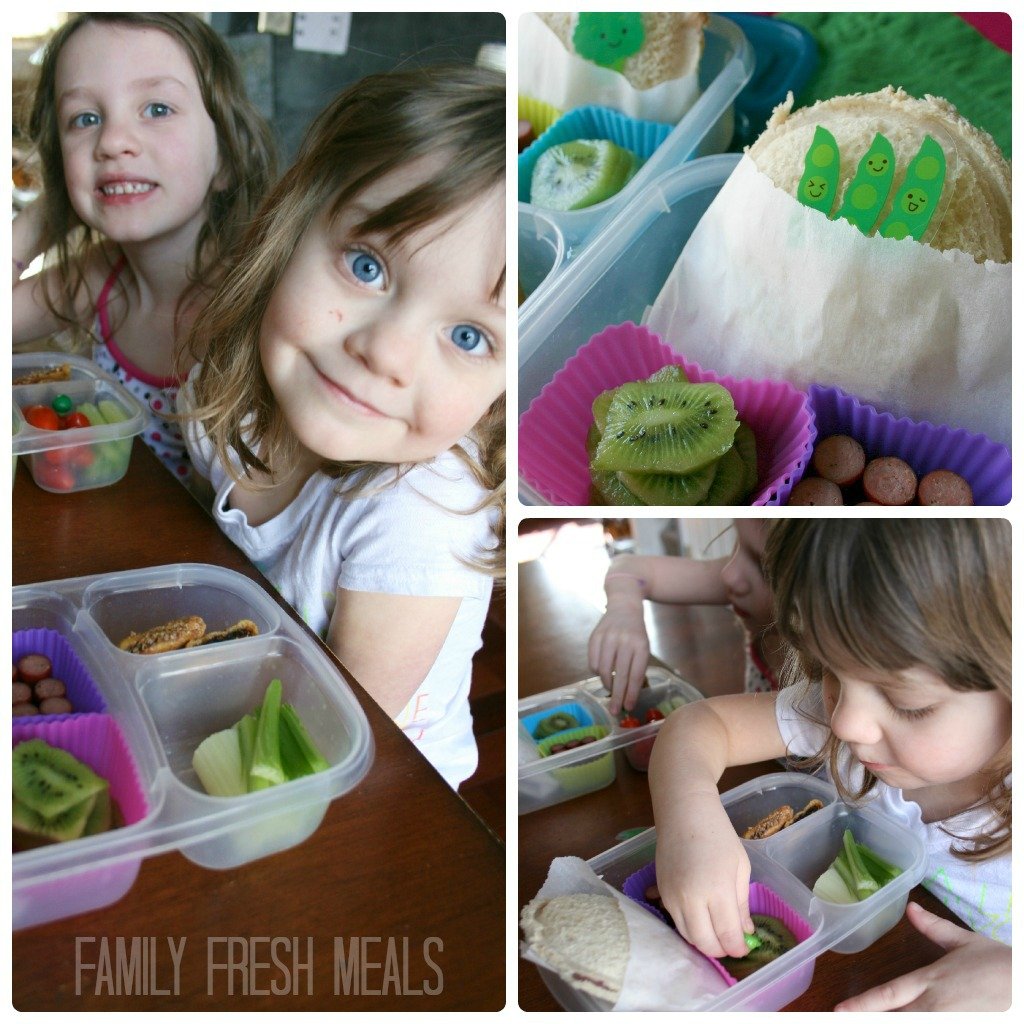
[13,13,275,485]
[649,519,1010,1010]
[180,65,505,790]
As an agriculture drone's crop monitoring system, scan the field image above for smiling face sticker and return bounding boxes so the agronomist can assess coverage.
[572,12,645,68]
[901,187,929,215]
[803,176,830,201]
[866,155,889,175]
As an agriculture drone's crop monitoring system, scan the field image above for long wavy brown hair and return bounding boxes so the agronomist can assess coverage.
[26,12,276,349]
[187,64,506,575]
[764,518,1010,861]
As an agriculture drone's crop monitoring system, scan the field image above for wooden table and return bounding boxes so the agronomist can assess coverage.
[517,526,957,1011]
[12,442,504,1010]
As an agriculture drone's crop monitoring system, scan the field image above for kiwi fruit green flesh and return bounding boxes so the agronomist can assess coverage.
[719,914,798,980]
[646,364,689,385]
[592,389,617,433]
[592,382,739,475]
[734,422,759,495]
[13,739,107,818]
[619,463,717,505]
[84,786,113,836]
[699,445,750,506]
[534,711,580,738]
[530,139,639,212]
[13,791,98,844]
[587,423,646,505]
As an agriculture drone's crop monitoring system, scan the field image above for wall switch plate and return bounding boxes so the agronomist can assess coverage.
[257,13,293,36]
[292,13,352,55]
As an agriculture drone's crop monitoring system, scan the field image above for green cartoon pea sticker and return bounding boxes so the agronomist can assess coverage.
[878,135,946,241]
[572,12,645,71]
[835,132,896,234]
[796,126,841,216]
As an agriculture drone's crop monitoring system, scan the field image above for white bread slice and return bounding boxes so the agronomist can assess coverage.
[538,13,707,91]
[520,893,628,1000]
[748,87,1011,264]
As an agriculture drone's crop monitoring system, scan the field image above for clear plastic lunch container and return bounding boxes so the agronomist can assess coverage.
[518,666,704,814]
[531,772,928,1011]
[12,564,374,930]
[518,153,740,503]
[12,353,146,493]
[518,13,753,308]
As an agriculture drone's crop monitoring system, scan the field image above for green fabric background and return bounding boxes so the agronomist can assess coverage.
[777,12,1011,157]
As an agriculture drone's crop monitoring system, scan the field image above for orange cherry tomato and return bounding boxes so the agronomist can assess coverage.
[23,405,60,431]
[63,411,91,430]
[645,708,665,723]
[620,715,641,729]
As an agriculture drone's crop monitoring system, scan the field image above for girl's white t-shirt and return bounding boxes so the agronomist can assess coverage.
[180,377,495,790]
[775,684,1011,945]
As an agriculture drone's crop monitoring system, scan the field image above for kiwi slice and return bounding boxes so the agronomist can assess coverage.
[13,791,98,844]
[587,424,646,505]
[619,463,717,505]
[13,739,107,818]
[592,382,739,475]
[719,914,798,980]
[646,365,689,385]
[534,711,580,738]
[733,422,759,496]
[530,139,639,212]
[699,445,750,506]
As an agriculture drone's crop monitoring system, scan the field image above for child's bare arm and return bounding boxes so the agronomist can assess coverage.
[648,694,787,959]
[326,589,462,718]
[589,554,729,712]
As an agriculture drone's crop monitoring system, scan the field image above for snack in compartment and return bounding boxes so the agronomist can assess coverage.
[119,615,207,654]
[13,363,71,386]
[530,138,640,212]
[742,799,823,839]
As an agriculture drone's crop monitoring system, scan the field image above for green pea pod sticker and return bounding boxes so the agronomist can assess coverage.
[796,126,841,216]
[834,132,896,234]
[877,135,946,242]
[573,12,645,72]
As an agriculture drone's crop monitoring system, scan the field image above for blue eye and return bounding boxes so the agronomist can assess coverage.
[345,249,385,288]
[144,102,172,118]
[70,112,100,129]
[450,323,489,356]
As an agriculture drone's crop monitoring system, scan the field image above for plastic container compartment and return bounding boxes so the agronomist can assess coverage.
[13,353,145,493]
[530,775,927,1010]
[518,13,753,307]
[518,153,741,502]
[12,564,374,930]
[518,667,704,813]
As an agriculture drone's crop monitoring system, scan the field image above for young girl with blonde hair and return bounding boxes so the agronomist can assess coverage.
[181,65,505,790]
[650,518,1010,1011]
[13,12,275,485]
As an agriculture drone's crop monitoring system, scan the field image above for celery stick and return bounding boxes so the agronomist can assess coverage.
[856,841,902,885]
[843,829,880,900]
[812,864,857,904]
[193,728,247,796]
[281,704,330,776]
[235,712,258,779]
[248,679,286,791]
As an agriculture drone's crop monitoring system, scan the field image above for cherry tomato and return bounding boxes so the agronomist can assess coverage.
[62,411,91,430]
[34,461,75,491]
[645,708,665,723]
[69,444,95,468]
[23,405,60,431]
[620,715,641,729]
[43,446,71,466]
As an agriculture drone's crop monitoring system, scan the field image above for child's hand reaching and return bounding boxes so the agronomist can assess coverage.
[835,902,1011,1011]
[588,597,649,713]
[654,789,756,959]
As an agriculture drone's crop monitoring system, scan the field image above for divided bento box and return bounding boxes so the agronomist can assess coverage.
[518,666,704,814]
[12,563,374,930]
[519,14,753,308]
[532,772,928,1011]
[13,352,146,493]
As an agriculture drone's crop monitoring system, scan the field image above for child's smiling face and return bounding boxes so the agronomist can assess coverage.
[259,158,506,467]
[54,21,221,247]
[823,665,1010,795]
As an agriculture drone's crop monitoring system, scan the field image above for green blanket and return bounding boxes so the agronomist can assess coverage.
[778,12,1010,158]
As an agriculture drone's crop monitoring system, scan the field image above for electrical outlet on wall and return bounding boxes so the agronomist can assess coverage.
[292,13,352,55]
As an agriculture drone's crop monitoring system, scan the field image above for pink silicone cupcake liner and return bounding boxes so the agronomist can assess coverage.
[622,867,813,988]
[13,628,107,719]
[519,322,816,505]
[519,105,672,203]
[807,385,1011,505]
[13,713,149,827]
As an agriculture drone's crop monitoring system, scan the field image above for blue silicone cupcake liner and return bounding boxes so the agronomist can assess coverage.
[521,701,597,741]
[519,105,672,205]
[13,628,107,719]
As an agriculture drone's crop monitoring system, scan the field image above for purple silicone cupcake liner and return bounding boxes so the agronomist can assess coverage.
[519,321,816,505]
[622,866,814,988]
[806,384,1011,505]
[13,628,107,719]
[519,104,672,203]
[13,713,149,827]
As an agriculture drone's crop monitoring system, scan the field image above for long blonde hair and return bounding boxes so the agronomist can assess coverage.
[27,12,276,349]
[187,65,505,575]
[764,518,1010,861]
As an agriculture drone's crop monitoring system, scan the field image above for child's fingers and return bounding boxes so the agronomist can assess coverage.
[834,969,929,1012]
[904,900,972,951]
